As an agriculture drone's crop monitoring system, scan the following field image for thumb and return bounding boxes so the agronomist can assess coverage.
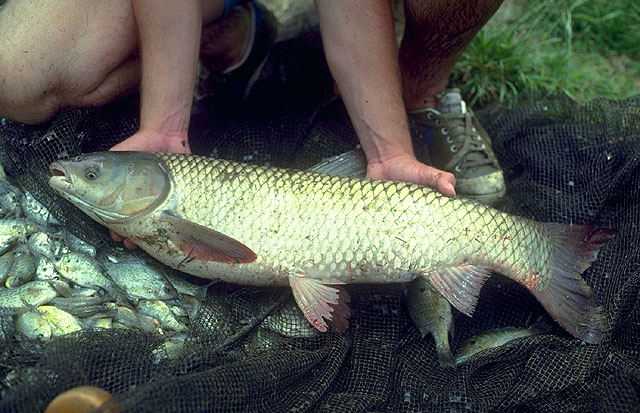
[417,164,456,197]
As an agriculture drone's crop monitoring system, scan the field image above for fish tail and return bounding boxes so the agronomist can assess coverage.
[530,224,615,344]
[434,341,456,368]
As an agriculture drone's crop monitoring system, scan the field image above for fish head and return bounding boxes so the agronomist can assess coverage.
[48,152,169,226]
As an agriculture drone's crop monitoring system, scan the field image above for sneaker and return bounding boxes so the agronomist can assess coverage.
[195,1,278,104]
[409,89,505,204]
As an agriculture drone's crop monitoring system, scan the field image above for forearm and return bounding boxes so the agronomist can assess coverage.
[314,0,414,163]
[132,0,203,138]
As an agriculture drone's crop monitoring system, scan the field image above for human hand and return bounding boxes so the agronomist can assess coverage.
[110,128,191,153]
[366,153,457,197]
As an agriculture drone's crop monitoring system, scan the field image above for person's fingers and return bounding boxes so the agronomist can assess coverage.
[123,239,138,250]
[109,229,124,242]
[417,164,456,197]
[366,157,457,197]
[109,229,138,249]
[109,129,191,153]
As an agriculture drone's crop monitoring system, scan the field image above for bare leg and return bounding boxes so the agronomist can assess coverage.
[400,0,504,110]
[0,0,248,125]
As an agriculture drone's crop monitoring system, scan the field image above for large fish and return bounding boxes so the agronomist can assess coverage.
[48,152,612,343]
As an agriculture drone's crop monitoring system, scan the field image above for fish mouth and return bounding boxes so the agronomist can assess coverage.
[48,162,72,187]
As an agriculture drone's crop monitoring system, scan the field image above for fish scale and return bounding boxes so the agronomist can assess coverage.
[163,153,549,286]
[49,152,612,341]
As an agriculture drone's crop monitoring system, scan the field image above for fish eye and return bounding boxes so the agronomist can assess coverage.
[85,166,100,180]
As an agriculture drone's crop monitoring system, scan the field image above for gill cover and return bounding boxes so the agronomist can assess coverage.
[49,152,169,222]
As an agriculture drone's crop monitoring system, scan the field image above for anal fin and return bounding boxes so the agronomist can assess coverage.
[289,275,351,333]
[425,265,491,317]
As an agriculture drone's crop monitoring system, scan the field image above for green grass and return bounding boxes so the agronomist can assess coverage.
[450,0,640,107]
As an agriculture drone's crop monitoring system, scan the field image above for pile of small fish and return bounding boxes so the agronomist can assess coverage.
[0,162,213,356]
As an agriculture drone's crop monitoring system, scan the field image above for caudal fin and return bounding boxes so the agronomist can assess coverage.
[531,224,614,344]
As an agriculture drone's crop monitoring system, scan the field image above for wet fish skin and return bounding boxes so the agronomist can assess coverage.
[0,219,38,240]
[50,296,109,317]
[20,192,60,227]
[54,251,115,295]
[49,152,613,342]
[63,231,97,257]
[34,256,58,281]
[0,184,21,218]
[101,254,177,301]
[404,278,455,367]
[0,281,58,313]
[262,299,318,338]
[137,299,187,332]
[455,320,550,365]
[38,305,83,336]
[28,232,65,261]
[104,302,161,333]
[4,251,37,288]
[0,250,16,284]
[15,311,52,342]
[0,234,18,255]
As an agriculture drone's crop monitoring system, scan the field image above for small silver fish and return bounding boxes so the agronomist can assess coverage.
[165,272,210,301]
[0,183,21,218]
[0,281,58,314]
[152,333,187,362]
[20,192,59,226]
[177,295,201,321]
[28,232,64,261]
[49,296,109,317]
[0,219,38,240]
[48,278,75,298]
[263,301,318,338]
[38,305,83,336]
[0,234,18,255]
[34,256,58,281]
[63,230,97,257]
[0,250,16,284]
[81,314,114,329]
[15,311,53,342]
[404,277,455,367]
[54,251,115,295]
[455,318,551,365]
[4,251,37,288]
[104,303,161,333]
[137,300,187,332]
[101,254,177,301]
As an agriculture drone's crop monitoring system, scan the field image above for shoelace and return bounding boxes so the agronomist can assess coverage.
[437,111,495,171]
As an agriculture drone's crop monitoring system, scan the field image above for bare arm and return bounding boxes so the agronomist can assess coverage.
[110,0,221,247]
[111,0,216,153]
[314,0,455,196]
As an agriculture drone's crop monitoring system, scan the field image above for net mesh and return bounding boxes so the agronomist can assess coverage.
[0,28,639,413]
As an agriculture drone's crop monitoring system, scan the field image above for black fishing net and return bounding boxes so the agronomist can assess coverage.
[1,27,639,413]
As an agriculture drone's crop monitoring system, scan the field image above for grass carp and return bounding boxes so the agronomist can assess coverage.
[49,152,613,343]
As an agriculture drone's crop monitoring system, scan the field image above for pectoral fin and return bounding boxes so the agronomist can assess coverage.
[160,211,257,264]
[425,265,491,317]
[289,275,351,333]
